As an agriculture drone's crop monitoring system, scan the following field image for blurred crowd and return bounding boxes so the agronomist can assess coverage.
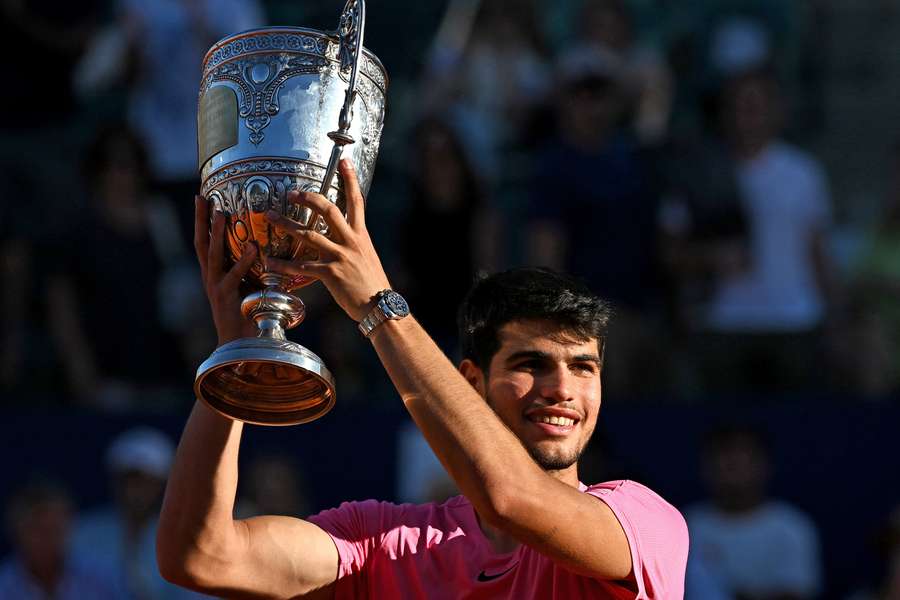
[2,0,900,598]
[3,421,898,600]
[3,0,900,409]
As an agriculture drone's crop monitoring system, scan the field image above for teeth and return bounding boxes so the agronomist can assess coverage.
[538,416,575,427]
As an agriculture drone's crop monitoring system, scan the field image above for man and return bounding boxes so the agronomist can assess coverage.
[686,426,822,600]
[693,66,836,393]
[72,427,205,599]
[0,479,119,599]
[157,159,688,598]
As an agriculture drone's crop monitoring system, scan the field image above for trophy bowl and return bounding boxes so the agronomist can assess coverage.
[194,0,387,425]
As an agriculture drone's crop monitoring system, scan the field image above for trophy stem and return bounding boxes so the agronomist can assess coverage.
[195,284,334,426]
[241,286,306,341]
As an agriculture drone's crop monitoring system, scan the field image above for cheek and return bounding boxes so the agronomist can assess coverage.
[580,381,603,422]
[486,376,533,414]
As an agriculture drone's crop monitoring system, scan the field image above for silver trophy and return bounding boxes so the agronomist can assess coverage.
[194,0,387,425]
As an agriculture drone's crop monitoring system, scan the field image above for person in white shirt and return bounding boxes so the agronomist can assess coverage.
[686,426,823,600]
[693,67,838,393]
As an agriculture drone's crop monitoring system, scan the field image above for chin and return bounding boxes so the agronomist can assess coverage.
[528,445,581,471]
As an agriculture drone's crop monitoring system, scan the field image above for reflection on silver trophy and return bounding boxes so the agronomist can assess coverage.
[194,0,387,425]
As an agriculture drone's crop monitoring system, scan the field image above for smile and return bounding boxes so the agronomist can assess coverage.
[535,415,575,427]
[525,410,581,436]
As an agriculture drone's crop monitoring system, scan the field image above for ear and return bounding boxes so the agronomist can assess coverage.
[458,359,486,397]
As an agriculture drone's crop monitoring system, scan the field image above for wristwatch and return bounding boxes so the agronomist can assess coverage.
[358,290,410,337]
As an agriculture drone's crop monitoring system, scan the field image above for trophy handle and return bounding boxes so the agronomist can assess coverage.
[318,0,367,198]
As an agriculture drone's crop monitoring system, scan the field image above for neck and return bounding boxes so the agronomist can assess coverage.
[565,128,613,154]
[733,136,772,161]
[715,492,765,514]
[548,463,581,488]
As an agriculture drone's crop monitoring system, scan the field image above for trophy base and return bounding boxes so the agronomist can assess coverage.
[194,337,336,426]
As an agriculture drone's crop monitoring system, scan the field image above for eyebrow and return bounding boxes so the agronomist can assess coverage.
[505,350,602,365]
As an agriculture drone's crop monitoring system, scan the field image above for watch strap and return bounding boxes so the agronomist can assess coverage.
[358,290,408,338]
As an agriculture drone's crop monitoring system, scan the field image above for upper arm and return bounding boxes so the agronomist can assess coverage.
[184,515,338,599]
[491,479,632,580]
[493,480,688,592]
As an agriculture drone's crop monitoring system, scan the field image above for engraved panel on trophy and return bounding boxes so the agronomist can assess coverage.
[198,86,239,170]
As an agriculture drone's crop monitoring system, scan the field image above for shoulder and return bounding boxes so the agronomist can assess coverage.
[683,501,717,524]
[761,501,820,535]
[585,481,689,595]
[0,557,17,582]
[309,496,472,536]
[70,508,121,543]
[584,480,689,549]
[65,557,123,595]
[770,142,828,182]
[585,481,687,526]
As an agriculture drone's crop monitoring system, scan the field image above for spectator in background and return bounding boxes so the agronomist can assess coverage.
[525,45,664,396]
[0,195,31,395]
[0,478,119,599]
[47,124,206,409]
[575,0,673,146]
[398,117,497,351]
[686,426,823,600]
[85,0,263,238]
[0,0,101,401]
[70,427,203,599]
[685,555,735,600]
[422,0,551,175]
[691,66,837,394]
[657,117,747,395]
[846,504,900,600]
[235,454,311,519]
[841,142,900,397]
[395,422,459,505]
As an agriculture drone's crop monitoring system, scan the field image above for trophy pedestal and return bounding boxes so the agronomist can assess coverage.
[194,337,335,426]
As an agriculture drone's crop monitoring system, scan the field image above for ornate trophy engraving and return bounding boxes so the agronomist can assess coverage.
[194,0,387,425]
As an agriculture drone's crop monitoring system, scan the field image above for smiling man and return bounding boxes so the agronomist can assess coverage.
[157,160,689,599]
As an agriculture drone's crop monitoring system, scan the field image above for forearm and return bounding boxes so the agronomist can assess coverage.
[369,317,543,520]
[157,401,244,581]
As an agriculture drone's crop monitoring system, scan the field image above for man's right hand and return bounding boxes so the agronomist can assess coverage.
[193,195,257,346]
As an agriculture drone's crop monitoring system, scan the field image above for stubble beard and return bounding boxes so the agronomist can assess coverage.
[484,385,593,473]
[526,440,587,472]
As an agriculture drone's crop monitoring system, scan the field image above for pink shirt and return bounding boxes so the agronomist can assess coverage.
[308,480,688,599]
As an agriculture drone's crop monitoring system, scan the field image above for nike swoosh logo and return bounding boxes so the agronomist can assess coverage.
[477,564,517,582]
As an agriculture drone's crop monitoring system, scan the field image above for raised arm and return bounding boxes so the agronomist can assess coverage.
[265,160,635,581]
[156,197,338,599]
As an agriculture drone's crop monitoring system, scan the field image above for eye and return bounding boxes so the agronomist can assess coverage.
[570,362,599,376]
[514,359,543,372]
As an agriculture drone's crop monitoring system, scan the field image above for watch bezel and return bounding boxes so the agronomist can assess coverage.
[381,290,410,318]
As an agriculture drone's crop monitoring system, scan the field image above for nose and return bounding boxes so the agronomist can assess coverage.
[536,365,575,404]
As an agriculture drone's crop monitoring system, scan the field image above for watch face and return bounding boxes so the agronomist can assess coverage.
[383,291,410,317]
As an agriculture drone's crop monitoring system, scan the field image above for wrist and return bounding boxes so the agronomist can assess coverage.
[353,290,383,322]
[357,289,410,338]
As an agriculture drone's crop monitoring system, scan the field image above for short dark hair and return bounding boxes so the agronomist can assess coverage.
[458,267,612,368]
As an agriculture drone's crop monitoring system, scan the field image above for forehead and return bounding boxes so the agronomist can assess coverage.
[494,319,600,357]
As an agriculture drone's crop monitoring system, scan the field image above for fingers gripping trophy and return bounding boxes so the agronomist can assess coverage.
[194,0,387,425]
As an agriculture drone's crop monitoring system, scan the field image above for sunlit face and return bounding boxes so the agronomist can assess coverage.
[468,319,603,473]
